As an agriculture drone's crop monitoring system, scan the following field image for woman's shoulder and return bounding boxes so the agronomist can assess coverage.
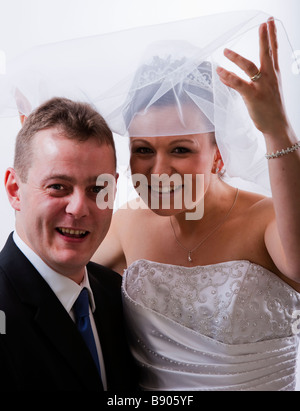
[232,188,275,234]
[237,188,273,212]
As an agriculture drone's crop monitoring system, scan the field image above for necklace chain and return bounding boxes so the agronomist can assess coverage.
[170,188,239,262]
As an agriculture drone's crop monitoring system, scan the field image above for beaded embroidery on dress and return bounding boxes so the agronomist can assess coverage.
[122,260,300,391]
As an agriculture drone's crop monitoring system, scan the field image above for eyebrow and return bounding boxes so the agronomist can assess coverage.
[130,138,197,146]
[41,174,100,185]
[170,139,197,145]
[130,139,150,146]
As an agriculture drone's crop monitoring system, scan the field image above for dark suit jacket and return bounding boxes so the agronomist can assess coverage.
[0,233,137,391]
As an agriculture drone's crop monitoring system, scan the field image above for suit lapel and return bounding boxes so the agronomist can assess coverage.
[34,292,102,389]
[0,234,103,390]
[88,271,123,389]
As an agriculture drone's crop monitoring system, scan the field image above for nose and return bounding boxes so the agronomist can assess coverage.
[65,189,89,219]
[150,153,174,176]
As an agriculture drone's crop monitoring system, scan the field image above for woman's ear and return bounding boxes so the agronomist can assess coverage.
[4,168,21,211]
[212,147,225,174]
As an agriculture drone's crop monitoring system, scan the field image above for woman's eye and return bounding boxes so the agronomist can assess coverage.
[172,147,191,154]
[132,147,153,154]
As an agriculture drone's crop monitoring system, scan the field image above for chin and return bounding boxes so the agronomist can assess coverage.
[53,252,89,273]
[149,207,186,218]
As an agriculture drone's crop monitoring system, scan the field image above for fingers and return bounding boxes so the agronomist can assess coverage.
[223,48,259,79]
[217,18,281,94]
[260,19,279,73]
[225,22,272,77]
[218,18,279,89]
[216,66,249,95]
[267,17,279,71]
[259,22,273,72]
[259,23,270,61]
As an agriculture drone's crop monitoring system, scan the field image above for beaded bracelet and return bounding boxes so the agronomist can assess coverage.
[265,141,300,160]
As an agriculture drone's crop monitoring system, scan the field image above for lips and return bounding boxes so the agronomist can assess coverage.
[56,227,89,238]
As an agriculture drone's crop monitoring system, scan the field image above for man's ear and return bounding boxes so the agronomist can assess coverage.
[15,88,31,126]
[4,168,21,211]
[19,113,27,126]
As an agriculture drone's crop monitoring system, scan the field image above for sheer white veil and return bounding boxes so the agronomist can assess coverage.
[0,10,299,197]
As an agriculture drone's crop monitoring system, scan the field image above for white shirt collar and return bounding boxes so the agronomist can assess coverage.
[13,231,96,315]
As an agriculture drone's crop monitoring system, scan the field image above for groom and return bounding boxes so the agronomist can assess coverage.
[0,97,137,391]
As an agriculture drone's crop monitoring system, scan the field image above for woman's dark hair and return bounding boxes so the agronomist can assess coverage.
[123,58,214,130]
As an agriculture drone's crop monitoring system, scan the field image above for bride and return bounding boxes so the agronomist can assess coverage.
[93,18,300,391]
[2,9,299,391]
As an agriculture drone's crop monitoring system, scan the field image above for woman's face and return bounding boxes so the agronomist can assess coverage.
[129,131,217,217]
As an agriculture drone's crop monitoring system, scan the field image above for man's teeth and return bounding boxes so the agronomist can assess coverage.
[151,185,182,194]
[58,228,87,236]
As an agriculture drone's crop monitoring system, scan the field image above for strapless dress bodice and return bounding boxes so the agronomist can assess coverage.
[122,260,300,391]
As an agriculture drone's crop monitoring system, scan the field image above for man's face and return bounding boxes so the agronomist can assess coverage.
[14,128,116,282]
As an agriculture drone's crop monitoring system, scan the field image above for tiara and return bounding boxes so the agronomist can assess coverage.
[135,55,212,90]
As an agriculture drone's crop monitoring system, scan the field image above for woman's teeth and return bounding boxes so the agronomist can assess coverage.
[151,185,182,194]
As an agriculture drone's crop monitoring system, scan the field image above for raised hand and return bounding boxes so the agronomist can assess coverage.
[216,18,290,138]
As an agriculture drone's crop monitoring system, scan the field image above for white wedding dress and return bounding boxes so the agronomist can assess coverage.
[122,259,300,391]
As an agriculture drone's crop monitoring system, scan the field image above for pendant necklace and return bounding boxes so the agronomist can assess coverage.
[170,188,239,263]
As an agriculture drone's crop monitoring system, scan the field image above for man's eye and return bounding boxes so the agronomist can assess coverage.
[49,184,64,190]
[91,186,104,194]
[47,184,68,196]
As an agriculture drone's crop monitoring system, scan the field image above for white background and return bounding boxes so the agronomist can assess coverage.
[0,0,299,389]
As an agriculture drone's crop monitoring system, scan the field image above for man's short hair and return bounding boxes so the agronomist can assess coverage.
[14,97,116,182]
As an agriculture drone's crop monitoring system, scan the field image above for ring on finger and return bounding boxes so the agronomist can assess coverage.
[250,70,262,82]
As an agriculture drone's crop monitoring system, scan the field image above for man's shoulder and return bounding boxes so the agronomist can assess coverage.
[0,235,25,309]
[87,261,122,287]
[0,233,22,280]
[0,233,16,259]
[87,261,123,310]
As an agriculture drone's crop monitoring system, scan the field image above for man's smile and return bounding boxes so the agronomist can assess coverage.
[56,227,90,239]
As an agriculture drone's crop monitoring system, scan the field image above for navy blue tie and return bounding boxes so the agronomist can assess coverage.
[73,288,101,377]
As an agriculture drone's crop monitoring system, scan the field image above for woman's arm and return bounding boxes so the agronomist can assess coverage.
[217,18,300,281]
[92,209,127,275]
